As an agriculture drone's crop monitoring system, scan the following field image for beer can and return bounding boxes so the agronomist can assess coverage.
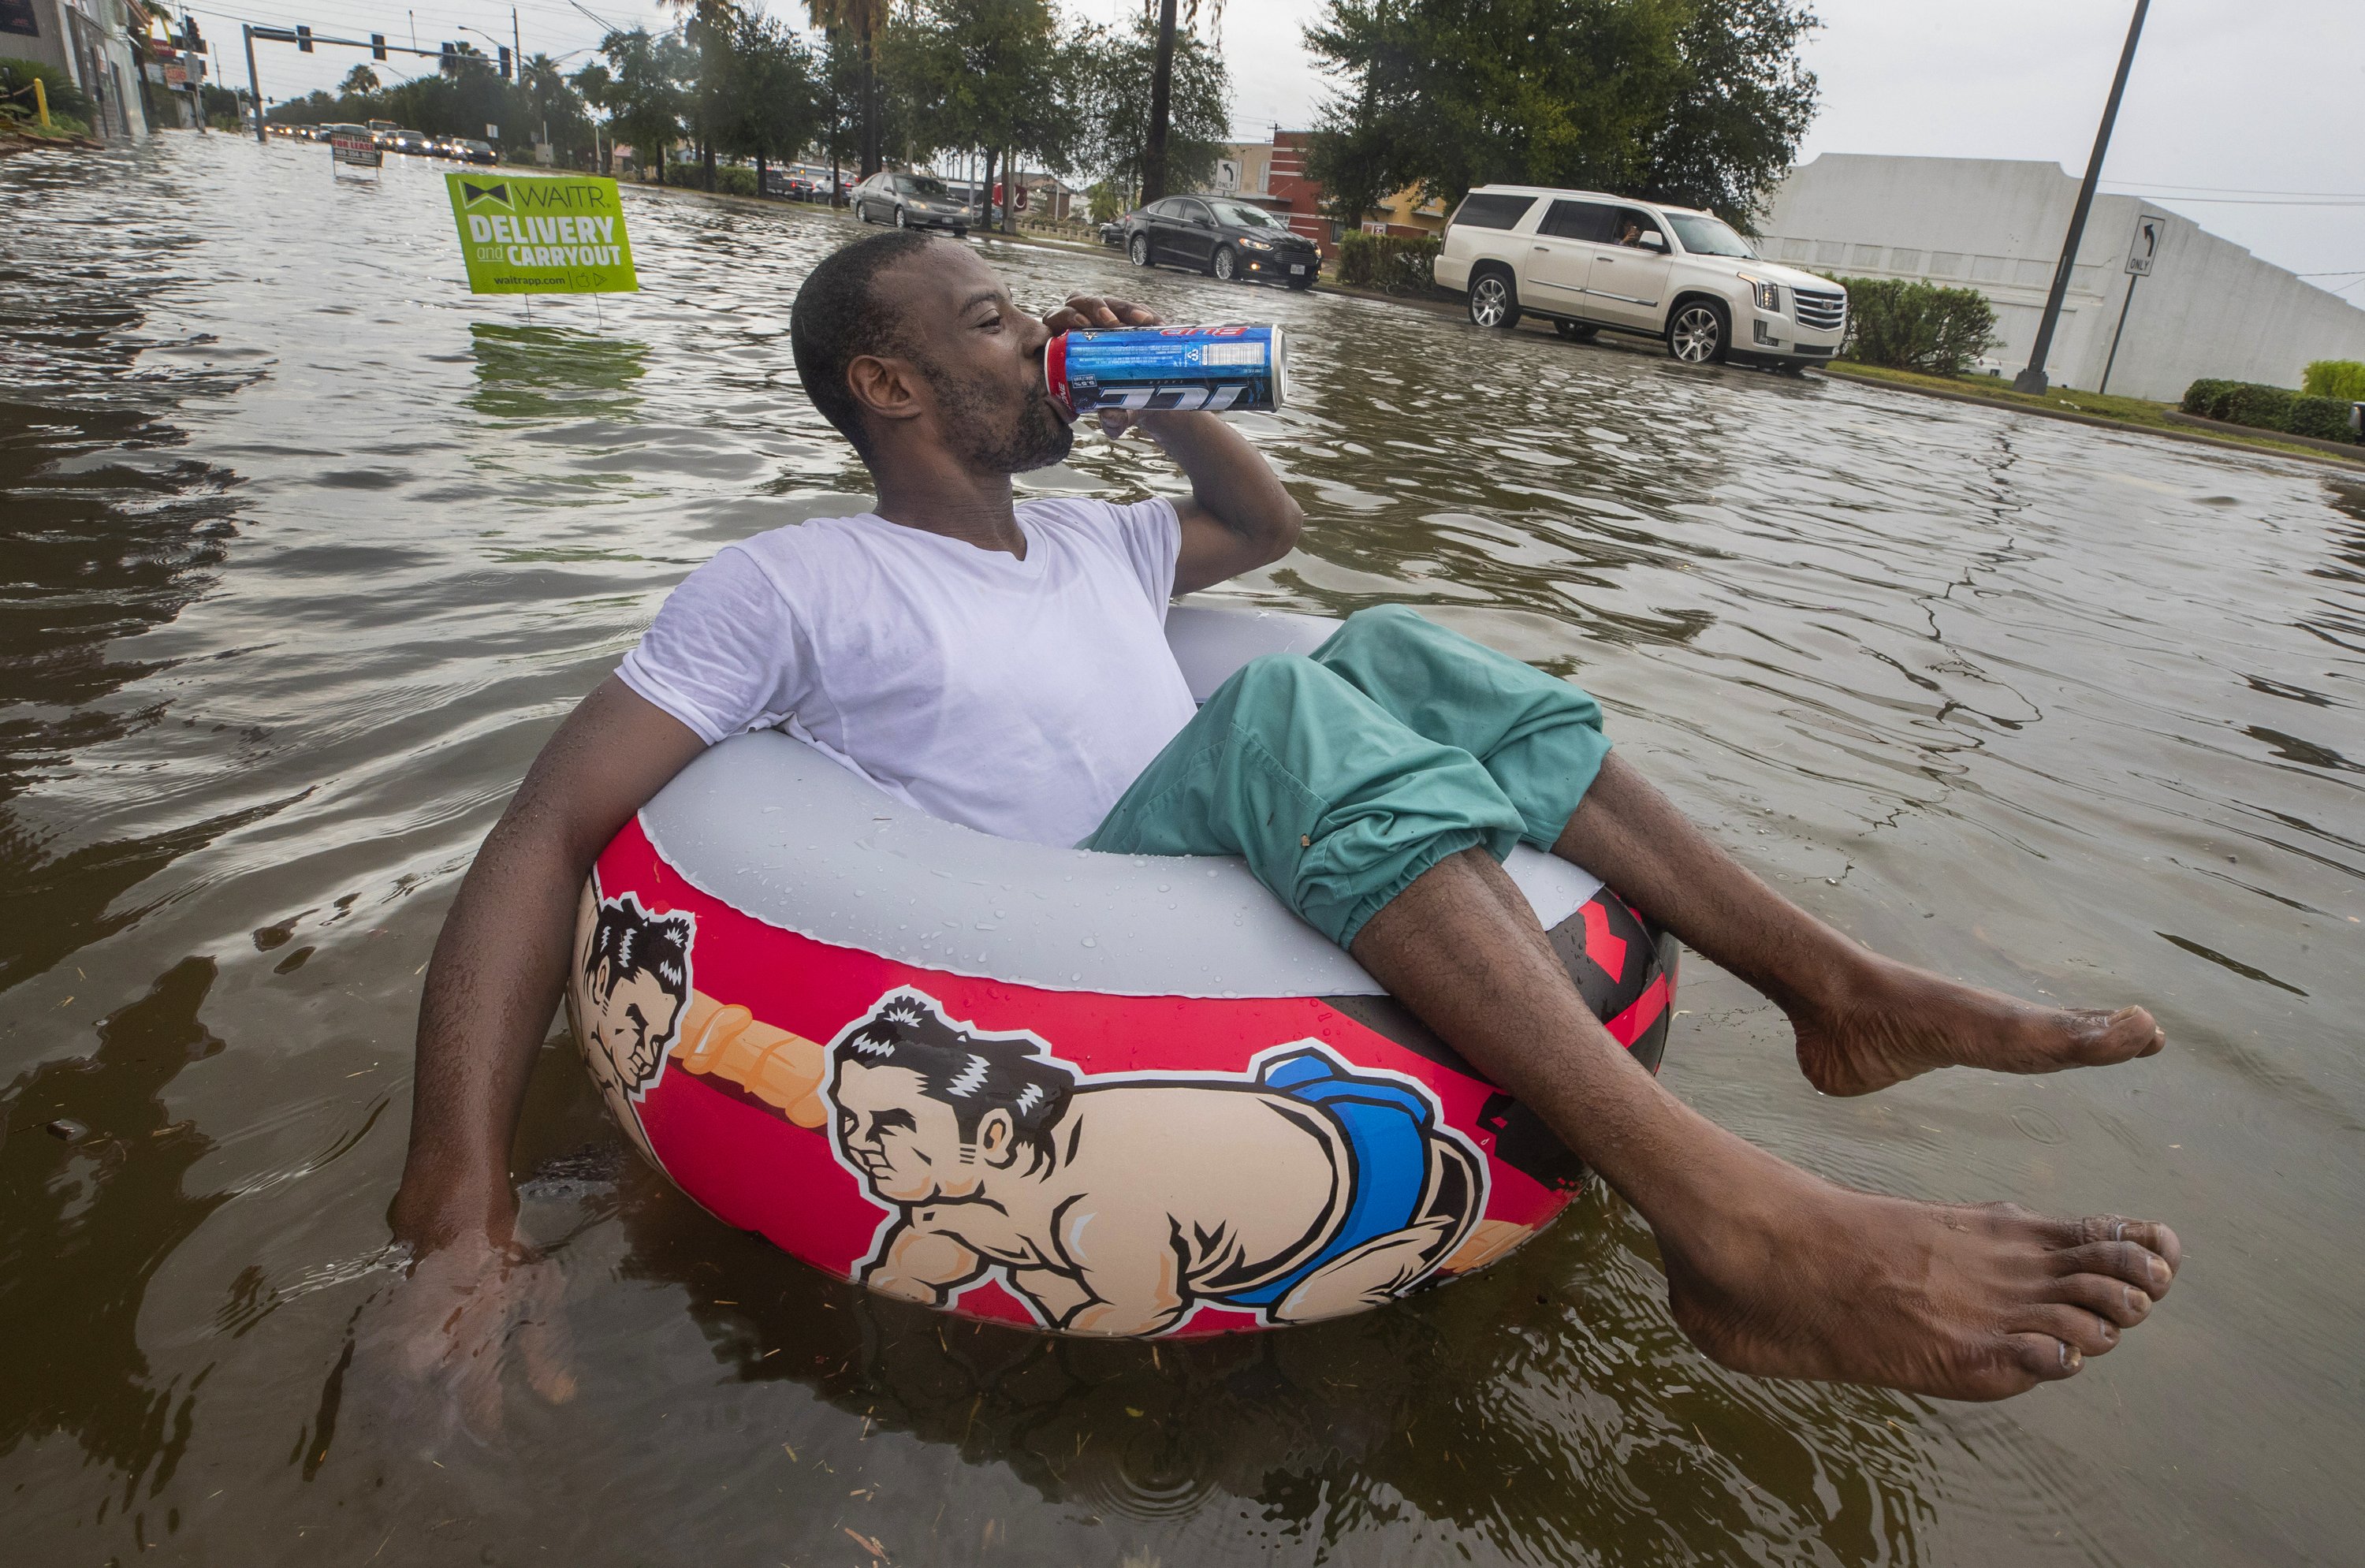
[1047,323,1287,415]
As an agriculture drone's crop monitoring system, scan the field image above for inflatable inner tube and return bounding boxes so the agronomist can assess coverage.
[567,605,1677,1338]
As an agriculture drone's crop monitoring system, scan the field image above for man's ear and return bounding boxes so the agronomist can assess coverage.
[846,352,928,430]
[976,1109,1018,1169]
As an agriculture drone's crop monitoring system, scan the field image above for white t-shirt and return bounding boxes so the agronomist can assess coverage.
[617,496,1199,848]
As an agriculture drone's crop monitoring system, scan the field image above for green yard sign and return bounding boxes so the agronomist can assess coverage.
[445,173,639,296]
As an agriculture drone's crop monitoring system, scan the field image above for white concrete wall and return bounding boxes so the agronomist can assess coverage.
[1757,154,2365,401]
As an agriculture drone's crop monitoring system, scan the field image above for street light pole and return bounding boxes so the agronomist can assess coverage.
[2013,0,2150,395]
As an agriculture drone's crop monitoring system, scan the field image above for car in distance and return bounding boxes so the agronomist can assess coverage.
[851,171,970,237]
[1434,185,1846,371]
[384,128,432,156]
[1122,196,1320,289]
[454,138,497,165]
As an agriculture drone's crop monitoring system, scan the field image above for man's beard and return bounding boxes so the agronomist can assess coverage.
[923,358,1074,474]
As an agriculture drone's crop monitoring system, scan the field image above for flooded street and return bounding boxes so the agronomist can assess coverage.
[4,134,2360,1566]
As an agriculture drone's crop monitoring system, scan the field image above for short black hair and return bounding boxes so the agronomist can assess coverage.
[790,229,940,461]
[832,989,1074,1173]
[585,892,692,1003]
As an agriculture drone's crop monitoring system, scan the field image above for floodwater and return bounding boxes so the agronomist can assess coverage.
[3,134,2359,1567]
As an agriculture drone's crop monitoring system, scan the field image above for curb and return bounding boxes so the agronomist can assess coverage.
[1818,367,2365,472]
[2162,409,2365,461]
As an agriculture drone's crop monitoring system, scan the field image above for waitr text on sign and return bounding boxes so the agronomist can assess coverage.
[445,173,639,296]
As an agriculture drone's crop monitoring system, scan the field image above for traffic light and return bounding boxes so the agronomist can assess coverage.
[371,33,385,60]
[497,45,511,80]
[440,42,457,73]
[296,24,311,51]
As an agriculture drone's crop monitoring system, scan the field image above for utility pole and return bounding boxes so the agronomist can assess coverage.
[181,13,205,133]
[512,8,521,79]
[242,24,264,142]
[1140,0,1177,204]
[2013,0,2150,395]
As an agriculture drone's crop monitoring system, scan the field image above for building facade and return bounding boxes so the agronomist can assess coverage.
[3,0,151,140]
[1209,132,1337,252]
[1757,154,2365,400]
[1209,135,1450,253]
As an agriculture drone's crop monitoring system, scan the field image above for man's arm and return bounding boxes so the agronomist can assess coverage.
[389,676,707,1255]
[1045,294,1304,595]
[1141,411,1305,594]
[863,1218,989,1304]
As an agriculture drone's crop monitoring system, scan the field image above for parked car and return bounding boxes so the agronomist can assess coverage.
[850,171,970,237]
[1121,196,1320,288]
[1434,184,1847,371]
[1099,216,1127,247]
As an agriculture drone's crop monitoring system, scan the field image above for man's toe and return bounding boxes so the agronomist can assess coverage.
[2054,1270,2155,1328]
[2053,1238,2175,1298]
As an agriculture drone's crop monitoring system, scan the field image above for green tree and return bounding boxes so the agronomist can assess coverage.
[1302,78,1403,229]
[806,0,889,176]
[1638,0,1819,221]
[815,24,866,200]
[886,0,1083,232]
[1076,11,1229,206]
[594,28,692,184]
[341,63,380,96]
[519,51,594,164]
[715,11,822,191]
[1304,0,1816,228]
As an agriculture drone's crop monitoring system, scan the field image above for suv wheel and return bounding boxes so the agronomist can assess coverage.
[1667,300,1729,365]
[1128,233,1151,267]
[1554,320,1599,343]
[1468,268,1520,330]
[1212,245,1237,282]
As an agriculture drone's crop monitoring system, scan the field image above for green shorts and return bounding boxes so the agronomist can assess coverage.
[1086,605,1612,949]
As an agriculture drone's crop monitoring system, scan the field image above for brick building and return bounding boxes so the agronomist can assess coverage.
[1209,132,1445,255]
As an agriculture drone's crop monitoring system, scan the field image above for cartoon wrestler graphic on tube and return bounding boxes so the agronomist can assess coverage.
[829,988,1490,1335]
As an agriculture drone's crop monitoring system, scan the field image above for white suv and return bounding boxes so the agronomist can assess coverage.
[1434,185,1846,371]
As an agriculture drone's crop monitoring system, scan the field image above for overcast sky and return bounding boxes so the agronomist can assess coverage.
[207,0,2362,291]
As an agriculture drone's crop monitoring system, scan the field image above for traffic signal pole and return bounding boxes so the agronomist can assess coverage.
[243,25,264,142]
[2013,0,2150,396]
[238,26,446,139]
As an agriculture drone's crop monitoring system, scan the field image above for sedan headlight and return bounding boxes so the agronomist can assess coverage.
[1739,274,1780,312]
[1238,236,1274,251]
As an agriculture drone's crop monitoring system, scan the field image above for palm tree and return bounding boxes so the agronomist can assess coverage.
[1140,0,1217,203]
[340,63,380,96]
[804,0,888,177]
[660,0,741,189]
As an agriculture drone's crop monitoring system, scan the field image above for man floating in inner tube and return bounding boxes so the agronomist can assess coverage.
[830,989,1484,1335]
[385,229,2181,1423]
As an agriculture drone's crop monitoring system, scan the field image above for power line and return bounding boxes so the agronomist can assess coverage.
[2104,193,2365,207]
[2104,178,2365,199]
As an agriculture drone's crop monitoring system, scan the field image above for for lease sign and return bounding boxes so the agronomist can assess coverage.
[445,173,638,295]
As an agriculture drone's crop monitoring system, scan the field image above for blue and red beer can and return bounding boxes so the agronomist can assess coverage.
[1047,323,1289,415]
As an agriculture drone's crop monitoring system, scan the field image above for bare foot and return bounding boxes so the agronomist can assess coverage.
[1659,1164,2181,1400]
[1791,955,2165,1097]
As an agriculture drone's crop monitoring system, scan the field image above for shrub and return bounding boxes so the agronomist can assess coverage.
[2181,378,2235,415]
[1337,231,1440,296]
[2303,359,2365,403]
[2222,383,2295,431]
[0,55,92,122]
[1834,277,1998,377]
[2286,396,2360,443]
[713,165,758,197]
